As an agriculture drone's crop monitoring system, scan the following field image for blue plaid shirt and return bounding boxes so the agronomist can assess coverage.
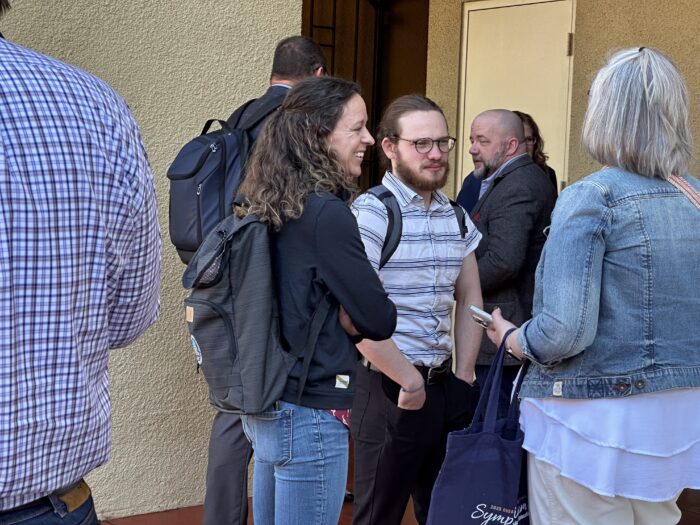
[0,38,161,509]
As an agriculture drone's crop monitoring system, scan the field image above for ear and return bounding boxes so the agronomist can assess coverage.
[505,137,520,157]
[381,137,397,160]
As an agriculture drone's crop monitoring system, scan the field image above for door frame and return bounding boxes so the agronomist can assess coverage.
[454,0,577,195]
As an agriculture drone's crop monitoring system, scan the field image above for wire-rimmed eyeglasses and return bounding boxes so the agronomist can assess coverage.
[394,136,457,154]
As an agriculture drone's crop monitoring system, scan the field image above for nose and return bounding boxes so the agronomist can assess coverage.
[361,127,375,146]
[468,142,478,156]
[426,142,443,160]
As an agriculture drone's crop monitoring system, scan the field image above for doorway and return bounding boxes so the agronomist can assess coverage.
[302,0,429,189]
[456,0,575,193]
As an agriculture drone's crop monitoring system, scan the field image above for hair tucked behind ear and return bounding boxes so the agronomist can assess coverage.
[237,76,361,230]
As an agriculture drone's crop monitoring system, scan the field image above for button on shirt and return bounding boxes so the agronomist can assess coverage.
[0,39,161,509]
[352,172,481,367]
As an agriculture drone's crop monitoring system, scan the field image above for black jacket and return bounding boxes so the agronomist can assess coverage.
[227,84,289,142]
[274,192,397,409]
[470,155,557,365]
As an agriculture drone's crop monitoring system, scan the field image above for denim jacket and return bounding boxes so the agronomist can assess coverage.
[519,167,700,399]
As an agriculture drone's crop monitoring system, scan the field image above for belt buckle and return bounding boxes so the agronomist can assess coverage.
[426,365,442,385]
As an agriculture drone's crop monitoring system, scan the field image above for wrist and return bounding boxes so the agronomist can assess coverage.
[504,330,522,360]
[455,367,476,384]
[400,379,425,393]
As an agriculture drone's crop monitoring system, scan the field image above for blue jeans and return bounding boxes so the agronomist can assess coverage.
[0,495,98,525]
[241,401,349,525]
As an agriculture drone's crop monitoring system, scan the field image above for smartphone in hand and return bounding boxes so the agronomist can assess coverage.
[468,304,492,328]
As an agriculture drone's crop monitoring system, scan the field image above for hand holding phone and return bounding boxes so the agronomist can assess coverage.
[468,304,492,328]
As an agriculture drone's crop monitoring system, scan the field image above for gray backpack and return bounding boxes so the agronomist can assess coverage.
[182,212,330,414]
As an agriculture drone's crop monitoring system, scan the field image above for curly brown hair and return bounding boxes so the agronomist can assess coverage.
[237,76,361,230]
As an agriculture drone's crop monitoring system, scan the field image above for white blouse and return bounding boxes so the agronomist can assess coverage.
[519,388,700,502]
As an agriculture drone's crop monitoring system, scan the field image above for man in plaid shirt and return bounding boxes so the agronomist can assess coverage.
[0,2,161,522]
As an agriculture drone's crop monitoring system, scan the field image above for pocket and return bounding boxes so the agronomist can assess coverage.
[440,239,466,286]
[350,378,370,437]
[243,409,293,466]
[447,373,481,429]
[350,368,387,442]
[386,399,434,443]
[185,298,238,396]
[380,373,401,405]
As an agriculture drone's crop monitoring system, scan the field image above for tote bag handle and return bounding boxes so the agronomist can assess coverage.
[471,328,520,432]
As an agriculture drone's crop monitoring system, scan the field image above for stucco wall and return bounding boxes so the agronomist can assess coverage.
[428,0,700,189]
[2,0,301,519]
[568,0,700,182]
[427,0,464,196]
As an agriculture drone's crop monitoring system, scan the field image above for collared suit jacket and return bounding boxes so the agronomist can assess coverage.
[470,154,557,365]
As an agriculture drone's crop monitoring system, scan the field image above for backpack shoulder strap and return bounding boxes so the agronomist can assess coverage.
[294,290,332,405]
[367,185,402,270]
[228,96,281,131]
[449,199,467,238]
[226,98,259,128]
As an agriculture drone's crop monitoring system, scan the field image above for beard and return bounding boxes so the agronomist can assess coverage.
[393,157,450,193]
[473,143,507,180]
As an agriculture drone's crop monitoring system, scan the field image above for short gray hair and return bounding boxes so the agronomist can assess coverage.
[582,47,692,179]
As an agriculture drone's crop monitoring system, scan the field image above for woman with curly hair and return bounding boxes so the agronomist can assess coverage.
[238,76,425,525]
[514,110,558,193]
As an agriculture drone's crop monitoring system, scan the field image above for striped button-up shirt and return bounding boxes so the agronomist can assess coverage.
[0,38,161,509]
[352,172,481,367]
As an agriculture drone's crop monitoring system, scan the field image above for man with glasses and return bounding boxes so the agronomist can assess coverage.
[467,109,556,414]
[350,95,483,525]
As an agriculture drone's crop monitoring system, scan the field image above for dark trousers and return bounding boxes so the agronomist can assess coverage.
[203,411,253,525]
[350,364,479,525]
[475,364,522,419]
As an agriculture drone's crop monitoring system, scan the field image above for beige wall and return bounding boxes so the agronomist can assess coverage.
[568,0,700,182]
[2,0,301,519]
[428,0,700,191]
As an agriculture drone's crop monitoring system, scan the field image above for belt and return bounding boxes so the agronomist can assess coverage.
[1,479,91,515]
[361,357,452,386]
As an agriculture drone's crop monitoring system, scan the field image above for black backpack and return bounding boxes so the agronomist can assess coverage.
[367,184,468,268]
[167,97,280,264]
[182,211,331,414]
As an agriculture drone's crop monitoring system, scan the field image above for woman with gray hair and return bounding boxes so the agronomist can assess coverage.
[487,47,700,524]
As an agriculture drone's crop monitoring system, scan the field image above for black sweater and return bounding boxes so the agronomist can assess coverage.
[274,192,396,409]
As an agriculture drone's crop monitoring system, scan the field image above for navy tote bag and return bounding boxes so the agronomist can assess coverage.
[427,330,529,524]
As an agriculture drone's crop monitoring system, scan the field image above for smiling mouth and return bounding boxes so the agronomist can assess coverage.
[354,152,365,159]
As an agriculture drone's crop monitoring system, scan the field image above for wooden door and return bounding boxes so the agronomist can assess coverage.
[302,0,429,189]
